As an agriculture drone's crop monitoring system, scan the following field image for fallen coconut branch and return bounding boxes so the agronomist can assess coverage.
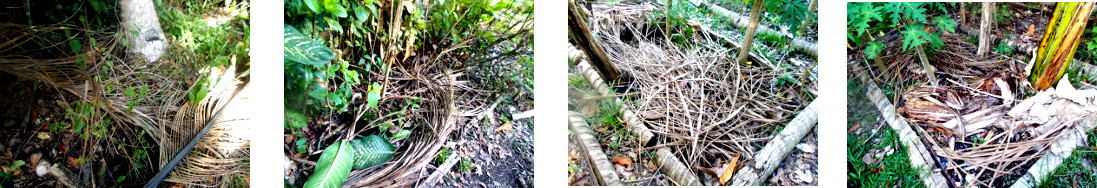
[730,100,817,186]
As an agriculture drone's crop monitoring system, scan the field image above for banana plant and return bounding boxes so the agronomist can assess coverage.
[1031,2,1095,90]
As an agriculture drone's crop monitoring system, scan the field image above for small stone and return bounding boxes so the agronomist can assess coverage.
[36,161,49,177]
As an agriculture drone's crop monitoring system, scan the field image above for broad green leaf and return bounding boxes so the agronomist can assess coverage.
[348,135,395,169]
[11,160,25,170]
[324,0,348,18]
[285,110,308,129]
[368,82,382,109]
[69,40,81,54]
[901,24,930,50]
[391,130,411,140]
[865,42,884,59]
[933,16,957,33]
[353,5,368,23]
[304,0,322,14]
[284,24,335,66]
[308,88,328,101]
[303,140,356,188]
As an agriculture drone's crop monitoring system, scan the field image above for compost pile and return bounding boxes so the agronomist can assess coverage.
[878,32,1097,186]
[585,2,815,183]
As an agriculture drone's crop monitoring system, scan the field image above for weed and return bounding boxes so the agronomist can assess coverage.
[1040,130,1097,187]
[458,158,475,172]
[995,41,1014,57]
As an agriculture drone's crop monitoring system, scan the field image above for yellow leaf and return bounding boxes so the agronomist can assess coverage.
[495,122,513,132]
[719,154,740,185]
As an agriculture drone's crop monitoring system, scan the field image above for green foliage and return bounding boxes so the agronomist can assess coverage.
[296,138,309,154]
[435,146,453,164]
[849,2,951,60]
[995,41,1014,57]
[284,24,358,114]
[286,110,308,129]
[347,135,395,169]
[1040,130,1097,187]
[65,101,108,140]
[285,25,336,66]
[10,160,25,170]
[390,130,411,140]
[304,140,356,188]
[367,82,382,109]
[458,157,474,172]
[304,135,395,188]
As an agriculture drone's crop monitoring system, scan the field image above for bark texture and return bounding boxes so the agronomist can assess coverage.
[120,0,167,62]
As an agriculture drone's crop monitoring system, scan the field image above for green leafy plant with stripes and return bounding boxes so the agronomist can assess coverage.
[303,135,395,188]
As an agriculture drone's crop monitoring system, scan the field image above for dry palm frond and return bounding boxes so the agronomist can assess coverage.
[160,63,249,187]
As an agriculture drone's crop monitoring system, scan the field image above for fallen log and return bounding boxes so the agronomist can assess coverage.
[730,100,817,186]
[852,62,949,187]
[693,1,817,57]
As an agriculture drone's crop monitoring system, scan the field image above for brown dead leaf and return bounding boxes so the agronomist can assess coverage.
[719,154,740,185]
[1026,24,1036,37]
[612,157,632,167]
[848,123,860,133]
[639,110,664,120]
[67,157,80,169]
[595,125,610,133]
[647,160,656,170]
[494,122,513,132]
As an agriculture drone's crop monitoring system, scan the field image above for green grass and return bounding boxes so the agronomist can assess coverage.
[847,78,925,188]
[1039,130,1097,188]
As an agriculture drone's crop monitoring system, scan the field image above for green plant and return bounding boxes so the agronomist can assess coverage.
[286,110,309,129]
[285,24,359,114]
[458,158,474,172]
[849,2,954,57]
[297,138,309,154]
[995,41,1014,57]
[126,86,149,112]
[304,135,394,188]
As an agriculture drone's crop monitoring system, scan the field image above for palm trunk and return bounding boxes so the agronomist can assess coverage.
[737,0,764,65]
[1031,2,1095,90]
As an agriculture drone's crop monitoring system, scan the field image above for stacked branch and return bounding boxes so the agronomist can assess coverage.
[584,3,813,185]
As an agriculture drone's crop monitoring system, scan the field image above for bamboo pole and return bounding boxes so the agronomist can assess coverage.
[736,0,764,65]
[696,1,818,57]
[568,111,623,186]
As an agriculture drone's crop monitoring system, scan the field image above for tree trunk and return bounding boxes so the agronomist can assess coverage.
[796,0,817,36]
[568,0,621,82]
[737,0,764,65]
[960,3,966,26]
[1032,2,1095,90]
[120,0,167,63]
[977,2,994,58]
[915,45,938,86]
